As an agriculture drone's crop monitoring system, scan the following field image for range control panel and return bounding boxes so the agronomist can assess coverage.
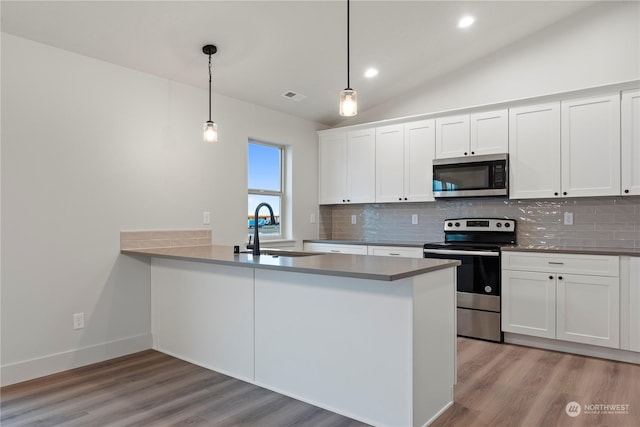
[443,218,516,232]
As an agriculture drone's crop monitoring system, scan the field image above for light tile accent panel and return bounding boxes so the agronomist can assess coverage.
[120,229,212,250]
[320,196,640,249]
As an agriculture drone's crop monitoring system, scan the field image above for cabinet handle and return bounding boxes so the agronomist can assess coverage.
[625,189,630,194]
[389,253,400,256]
[399,197,403,201]
[471,151,475,155]
[558,276,563,280]
[330,250,341,253]
[342,199,346,202]
[404,197,408,201]
[549,275,554,280]
[563,192,567,196]
[548,261,564,265]
[554,192,559,196]
[464,152,468,156]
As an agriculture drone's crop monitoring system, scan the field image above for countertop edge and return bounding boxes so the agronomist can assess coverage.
[121,247,460,282]
[501,246,640,257]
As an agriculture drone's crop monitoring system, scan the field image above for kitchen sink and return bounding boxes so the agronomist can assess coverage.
[239,250,322,257]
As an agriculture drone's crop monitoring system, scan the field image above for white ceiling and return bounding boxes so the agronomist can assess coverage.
[1,1,597,126]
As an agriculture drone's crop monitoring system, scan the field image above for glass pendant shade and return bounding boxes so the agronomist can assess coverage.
[203,120,218,143]
[339,88,357,116]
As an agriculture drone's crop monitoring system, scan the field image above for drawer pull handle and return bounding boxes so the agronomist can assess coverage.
[330,250,341,253]
[389,253,400,256]
[548,262,564,265]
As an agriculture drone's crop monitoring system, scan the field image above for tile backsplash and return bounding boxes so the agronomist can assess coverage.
[319,196,640,249]
[120,229,212,250]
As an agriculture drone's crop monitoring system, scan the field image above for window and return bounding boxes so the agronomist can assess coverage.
[248,141,283,238]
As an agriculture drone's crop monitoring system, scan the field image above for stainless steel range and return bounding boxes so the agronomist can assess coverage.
[423,218,517,342]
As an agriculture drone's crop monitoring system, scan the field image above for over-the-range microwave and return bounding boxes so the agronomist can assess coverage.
[433,153,508,198]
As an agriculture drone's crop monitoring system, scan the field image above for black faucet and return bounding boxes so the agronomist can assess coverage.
[247,202,276,256]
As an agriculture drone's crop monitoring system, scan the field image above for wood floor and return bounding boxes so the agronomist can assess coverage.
[2,339,639,426]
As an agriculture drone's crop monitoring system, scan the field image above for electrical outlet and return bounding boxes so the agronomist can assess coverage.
[203,211,211,225]
[351,215,357,225]
[564,212,573,225]
[73,313,85,330]
[411,214,418,225]
[310,213,316,224]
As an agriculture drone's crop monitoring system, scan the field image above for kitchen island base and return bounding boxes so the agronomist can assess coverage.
[150,257,456,427]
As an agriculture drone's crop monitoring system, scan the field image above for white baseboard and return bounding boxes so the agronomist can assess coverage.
[504,333,640,364]
[1,333,153,386]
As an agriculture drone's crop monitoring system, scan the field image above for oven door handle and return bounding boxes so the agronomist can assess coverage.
[423,249,500,257]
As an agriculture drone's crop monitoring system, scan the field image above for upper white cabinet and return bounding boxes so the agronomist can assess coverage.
[435,109,508,159]
[319,128,375,205]
[509,94,621,199]
[375,120,435,203]
[509,102,561,199]
[561,94,620,197]
[622,90,640,196]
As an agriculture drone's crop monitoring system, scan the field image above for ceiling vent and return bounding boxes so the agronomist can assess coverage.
[281,91,307,102]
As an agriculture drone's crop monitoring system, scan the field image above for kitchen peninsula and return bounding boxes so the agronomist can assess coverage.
[122,245,460,427]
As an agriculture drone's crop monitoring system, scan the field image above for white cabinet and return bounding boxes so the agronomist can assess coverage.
[509,94,621,199]
[367,246,423,258]
[622,90,640,196]
[621,256,640,352]
[318,128,375,205]
[319,131,347,204]
[435,109,508,159]
[303,242,368,255]
[509,102,561,199]
[561,94,620,197]
[375,120,435,203]
[502,251,620,348]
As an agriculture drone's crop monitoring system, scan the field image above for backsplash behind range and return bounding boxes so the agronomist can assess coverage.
[319,196,640,249]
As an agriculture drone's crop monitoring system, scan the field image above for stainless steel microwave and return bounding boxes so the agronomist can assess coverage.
[433,153,508,198]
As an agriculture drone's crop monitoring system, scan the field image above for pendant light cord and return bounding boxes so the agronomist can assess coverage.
[346,0,350,89]
[208,54,212,121]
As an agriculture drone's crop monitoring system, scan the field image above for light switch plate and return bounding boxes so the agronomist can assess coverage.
[351,215,357,225]
[411,214,418,225]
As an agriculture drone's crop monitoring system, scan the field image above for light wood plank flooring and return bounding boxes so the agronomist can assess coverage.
[2,339,639,426]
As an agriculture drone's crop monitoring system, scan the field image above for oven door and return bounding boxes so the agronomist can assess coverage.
[424,248,501,307]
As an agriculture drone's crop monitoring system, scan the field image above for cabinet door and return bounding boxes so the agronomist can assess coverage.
[561,94,621,197]
[404,119,436,202]
[318,132,347,204]
[435,115,470,158]
[630,257,640,352]
[556,274,619,348]
[347,129,376,203]
[470,109,508,156]
[502,270,556,339]
[622,90,640,196]
[508,102,561,199]
[375,125,405,203]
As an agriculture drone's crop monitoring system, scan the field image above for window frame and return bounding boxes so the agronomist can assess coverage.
[247,140,285,240]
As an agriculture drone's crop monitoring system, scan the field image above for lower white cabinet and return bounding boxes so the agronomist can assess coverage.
[303,242,368,255]
[502,251,620,349]
[622,256,640,352]
[367,246,423,258]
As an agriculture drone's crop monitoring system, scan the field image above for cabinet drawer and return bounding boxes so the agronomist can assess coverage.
[303,243,368,255]
[502,251,619,277]
[367,246,423,258]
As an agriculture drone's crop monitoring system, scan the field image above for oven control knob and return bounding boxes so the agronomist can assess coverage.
[447,222,453,227]
[504,223,511,228]
[454,222,460,227]
[484,286,493,293]
[496,222,502,228]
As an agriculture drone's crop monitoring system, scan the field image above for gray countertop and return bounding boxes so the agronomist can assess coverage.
[306,240,640,257]
[121,245,460,281]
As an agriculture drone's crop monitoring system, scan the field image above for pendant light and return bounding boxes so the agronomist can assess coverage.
[202,44,218,142]
[339,0,357,116]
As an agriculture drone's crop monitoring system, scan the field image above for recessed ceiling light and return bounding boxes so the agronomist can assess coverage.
[458,15,475,29]
[364,68,379,78]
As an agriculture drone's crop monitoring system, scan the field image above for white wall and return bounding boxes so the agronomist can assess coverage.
[0,34,321,385]
[344,1,640,125]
